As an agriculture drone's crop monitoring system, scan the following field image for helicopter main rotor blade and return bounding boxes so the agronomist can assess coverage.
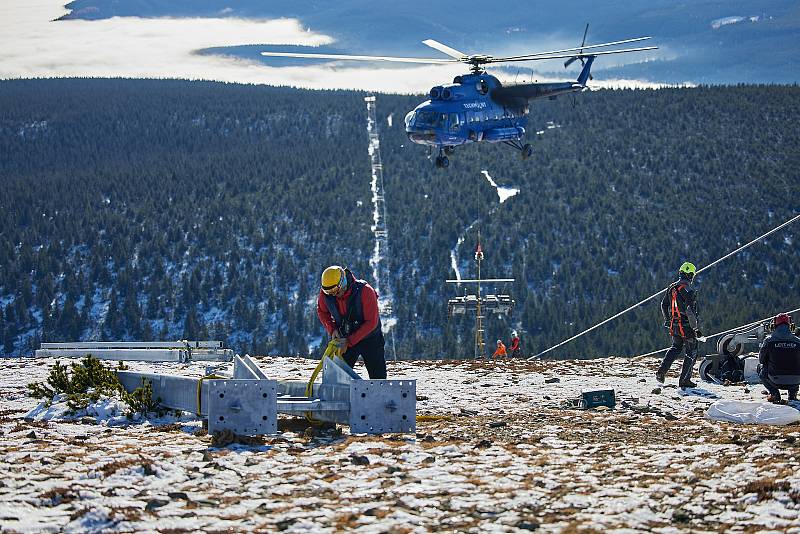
[496,36,651,62]
[580,23,590,49]
[422,39,468,60]
[486,45,658,64]
[260,51,456,65]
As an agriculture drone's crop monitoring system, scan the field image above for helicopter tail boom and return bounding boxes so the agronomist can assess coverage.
[577,55,595,86]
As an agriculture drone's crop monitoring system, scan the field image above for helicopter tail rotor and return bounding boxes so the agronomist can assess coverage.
[564,23,594,80]
[564,23,589,69]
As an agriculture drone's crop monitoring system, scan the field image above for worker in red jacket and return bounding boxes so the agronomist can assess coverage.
[509,331,521,358]
[316,265,386,379]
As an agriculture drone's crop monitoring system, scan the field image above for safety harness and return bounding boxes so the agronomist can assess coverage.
[669,282,688,337]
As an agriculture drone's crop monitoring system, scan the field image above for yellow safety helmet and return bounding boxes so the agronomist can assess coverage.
[321,265,347,296]
[679,261,696,276]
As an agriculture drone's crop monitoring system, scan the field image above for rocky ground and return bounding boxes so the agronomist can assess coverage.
[1,355,799,533]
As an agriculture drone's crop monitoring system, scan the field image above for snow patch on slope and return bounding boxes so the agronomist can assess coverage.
[481,170,519,204]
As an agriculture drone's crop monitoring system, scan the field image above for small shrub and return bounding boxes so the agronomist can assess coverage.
[121,378,165,418]
[27,360,71,403]
[27,356,163,417]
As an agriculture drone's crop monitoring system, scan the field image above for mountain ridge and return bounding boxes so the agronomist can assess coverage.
[0,78,798,359]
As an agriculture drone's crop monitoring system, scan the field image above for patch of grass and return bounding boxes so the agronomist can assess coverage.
[742,478,791,501]
[40,487,79,506]
[98,456,154,477]
[210,429,266,448]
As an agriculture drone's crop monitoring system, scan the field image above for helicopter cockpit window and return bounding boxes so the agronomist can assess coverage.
[415,111,441,128]
[449,113,460,132]
[476,79,489,95]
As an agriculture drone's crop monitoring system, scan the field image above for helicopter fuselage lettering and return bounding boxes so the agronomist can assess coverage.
[462,101,487,110]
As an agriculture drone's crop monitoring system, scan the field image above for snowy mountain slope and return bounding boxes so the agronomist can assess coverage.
[2,81,799,360]
[2,355,799,532]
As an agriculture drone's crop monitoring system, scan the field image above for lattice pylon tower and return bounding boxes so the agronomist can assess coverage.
[364,96,397,360]
[446,232,515,359]
[474,240,485,359]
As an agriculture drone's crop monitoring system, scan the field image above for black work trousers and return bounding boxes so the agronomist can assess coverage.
[760,372,799,400]
[658,334,698,384]
[342,331,387,379]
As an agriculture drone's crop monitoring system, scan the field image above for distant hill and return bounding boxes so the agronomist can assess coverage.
[59,0,800,84]
[0,79,798,358]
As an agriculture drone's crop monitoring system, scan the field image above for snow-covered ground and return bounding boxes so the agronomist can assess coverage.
[2,355,800,533]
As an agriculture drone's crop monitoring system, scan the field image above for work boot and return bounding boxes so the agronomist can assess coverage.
[767,394,783,404]
[655,370,666,384]
[679,379,697,389]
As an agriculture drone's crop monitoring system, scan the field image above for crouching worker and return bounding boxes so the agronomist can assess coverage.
[759,313,800,404]
[492,339,507,359]
[317,265,386,379]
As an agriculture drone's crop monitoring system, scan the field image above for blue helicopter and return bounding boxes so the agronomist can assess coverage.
[262,27,656,168]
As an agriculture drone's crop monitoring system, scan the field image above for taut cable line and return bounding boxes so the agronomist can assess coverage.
[631,305,800,360]
[527,212,800,361]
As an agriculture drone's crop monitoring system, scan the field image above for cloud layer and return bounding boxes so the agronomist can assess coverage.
[0,0,669,92]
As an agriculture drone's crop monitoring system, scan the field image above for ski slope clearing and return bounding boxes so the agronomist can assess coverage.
[2,356,799,532]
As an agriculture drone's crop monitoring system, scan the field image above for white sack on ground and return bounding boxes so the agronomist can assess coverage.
[706,399,800,425]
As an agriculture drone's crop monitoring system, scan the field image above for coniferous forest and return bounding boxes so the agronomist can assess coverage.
[0,79,798,359]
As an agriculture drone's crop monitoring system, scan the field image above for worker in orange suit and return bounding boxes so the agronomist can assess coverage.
[492,339,507,359]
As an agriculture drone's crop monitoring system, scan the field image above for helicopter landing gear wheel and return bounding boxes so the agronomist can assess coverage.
[521,143,533,160]
[443,146,455,156]
[435,155,450,169]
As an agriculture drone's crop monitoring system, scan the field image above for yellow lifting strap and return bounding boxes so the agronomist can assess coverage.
[197,374,224,416]
[304,339,345,422]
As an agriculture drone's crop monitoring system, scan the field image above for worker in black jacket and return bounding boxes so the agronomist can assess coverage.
[759,313,800,404]
[657,262,701,388]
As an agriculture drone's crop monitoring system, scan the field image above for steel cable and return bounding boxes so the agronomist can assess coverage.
[631,306,800,360]
[527,212,800,360]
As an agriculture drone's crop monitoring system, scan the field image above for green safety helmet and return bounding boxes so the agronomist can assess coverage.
[679,261,696,278]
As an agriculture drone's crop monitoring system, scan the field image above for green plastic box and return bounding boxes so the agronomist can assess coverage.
[579,389,616,409]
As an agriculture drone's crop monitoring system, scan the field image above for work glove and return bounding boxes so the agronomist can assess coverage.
[332,336,348,354]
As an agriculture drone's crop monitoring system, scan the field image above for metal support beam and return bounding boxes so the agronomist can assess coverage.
[116,355,416,436]
[117,371,213,414]
[36,340,233,362]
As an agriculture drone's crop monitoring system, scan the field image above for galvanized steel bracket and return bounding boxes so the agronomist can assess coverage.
[349,379,416,434]
[207,379,278,436]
